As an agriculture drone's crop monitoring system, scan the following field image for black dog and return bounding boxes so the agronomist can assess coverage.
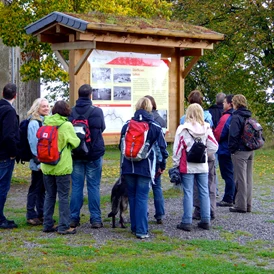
[108,176,128,228]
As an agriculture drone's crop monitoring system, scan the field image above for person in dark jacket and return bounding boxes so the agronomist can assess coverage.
[0,83,20,229]
[214,95,235,207]
[208,92,226,129]
[208,92,225,198]
[228,94,254,213]
[145,95,167,224]
[120,97,168,239]
[69,84,106,229]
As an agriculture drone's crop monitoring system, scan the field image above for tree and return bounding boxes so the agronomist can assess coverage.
[172,0,274,129]
[0,0,172,101]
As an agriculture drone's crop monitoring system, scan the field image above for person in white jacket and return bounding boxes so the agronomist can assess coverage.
[173,103,218,231]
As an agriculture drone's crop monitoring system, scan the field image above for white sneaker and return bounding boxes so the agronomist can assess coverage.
[136,234,149,239]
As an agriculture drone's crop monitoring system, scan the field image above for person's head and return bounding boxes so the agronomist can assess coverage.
[2,83,17,100]
[232,94,247,110]
[135,97,152,112]
[27,98,50,120]
[185,103,204,125]
[78,84,92,98]
[216,92,226,105]
[52,100,71,117]
[223,94,234,111]
[188,90,203,105]
[145,95,157,110]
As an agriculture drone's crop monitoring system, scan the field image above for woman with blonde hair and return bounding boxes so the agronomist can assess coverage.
[173,103,218,231]
[119,97,168,239]
[26,98,50,225]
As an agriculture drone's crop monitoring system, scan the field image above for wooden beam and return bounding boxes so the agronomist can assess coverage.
[95,42,175,58]
[74,48,93,75]
[37,34,68,43]
[56,24,74,34]
[77,33,214,49]
[69,34,76,107]
[51,41,96,51]
[180,48,203,57]
[181,56,201,78]
[54,51,69,72]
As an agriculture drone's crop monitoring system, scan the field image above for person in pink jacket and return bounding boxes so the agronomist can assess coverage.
[173,103,218,231]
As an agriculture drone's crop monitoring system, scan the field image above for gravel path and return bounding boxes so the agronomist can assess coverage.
[7,178,274,246]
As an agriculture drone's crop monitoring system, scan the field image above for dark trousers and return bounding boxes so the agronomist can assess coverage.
[43,174,71,232]
[218,154,235,203]
[26,170,45,219]
[0,158,15,223]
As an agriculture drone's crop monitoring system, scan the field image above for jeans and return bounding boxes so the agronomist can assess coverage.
[0,158,15,223]
[26,170,45,219]
[124,174,150,236]
[193,159,216,217]
[70,157,103,224]
[151,174,165,220]
[218,154,235,203]
[181,173,210,224]
[43,174,71,232]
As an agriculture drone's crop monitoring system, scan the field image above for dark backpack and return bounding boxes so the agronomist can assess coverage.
[241,117,265,150]
[71,107,94,157]
[121,119,151,161]
[18,118,42,164]
[36,123,65,165]
[186,130,207,163]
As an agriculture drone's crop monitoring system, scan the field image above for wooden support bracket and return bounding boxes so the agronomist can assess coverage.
[54,51,69,72]
[181,55,201,79]
[74,48,93,75]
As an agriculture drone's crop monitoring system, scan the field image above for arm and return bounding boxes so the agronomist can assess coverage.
[206,128,219,155]
[28,120,40,156]
[66,122,80,149]
[214,114,230,142]
[228,115,243,153]
[2,108,18,157]
[98,108,106,133]
[172,126,184,167]
[156,128,169,171]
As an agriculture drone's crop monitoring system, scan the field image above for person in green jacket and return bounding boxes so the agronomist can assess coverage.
[41,101,80,235]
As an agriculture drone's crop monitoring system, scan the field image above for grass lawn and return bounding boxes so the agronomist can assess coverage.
[1,145,274,273]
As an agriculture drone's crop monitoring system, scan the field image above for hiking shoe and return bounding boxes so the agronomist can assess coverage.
[136,234,149,239]
[176,223,192,232]
[229,207,246,213]
[58,227,76,235]
[91,222,103,229]
[197,222,210,230]
[27,218,43,226]
[43,225,58,233]
[156,219,163,224]
[0,220,18,229]
[70,220,80,228]
[217,200,233,207]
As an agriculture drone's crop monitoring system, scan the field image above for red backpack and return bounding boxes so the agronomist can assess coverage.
[121,119,151,161]
[36,123,65,165]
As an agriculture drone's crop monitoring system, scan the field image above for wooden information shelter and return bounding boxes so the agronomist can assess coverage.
[25,12,224,144]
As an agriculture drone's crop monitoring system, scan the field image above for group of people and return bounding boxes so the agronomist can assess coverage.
[0,82,255,238]
[173,90,254,232]
[0,83,105,235]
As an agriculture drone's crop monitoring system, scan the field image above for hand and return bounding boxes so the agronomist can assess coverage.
[10,156,16,160]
